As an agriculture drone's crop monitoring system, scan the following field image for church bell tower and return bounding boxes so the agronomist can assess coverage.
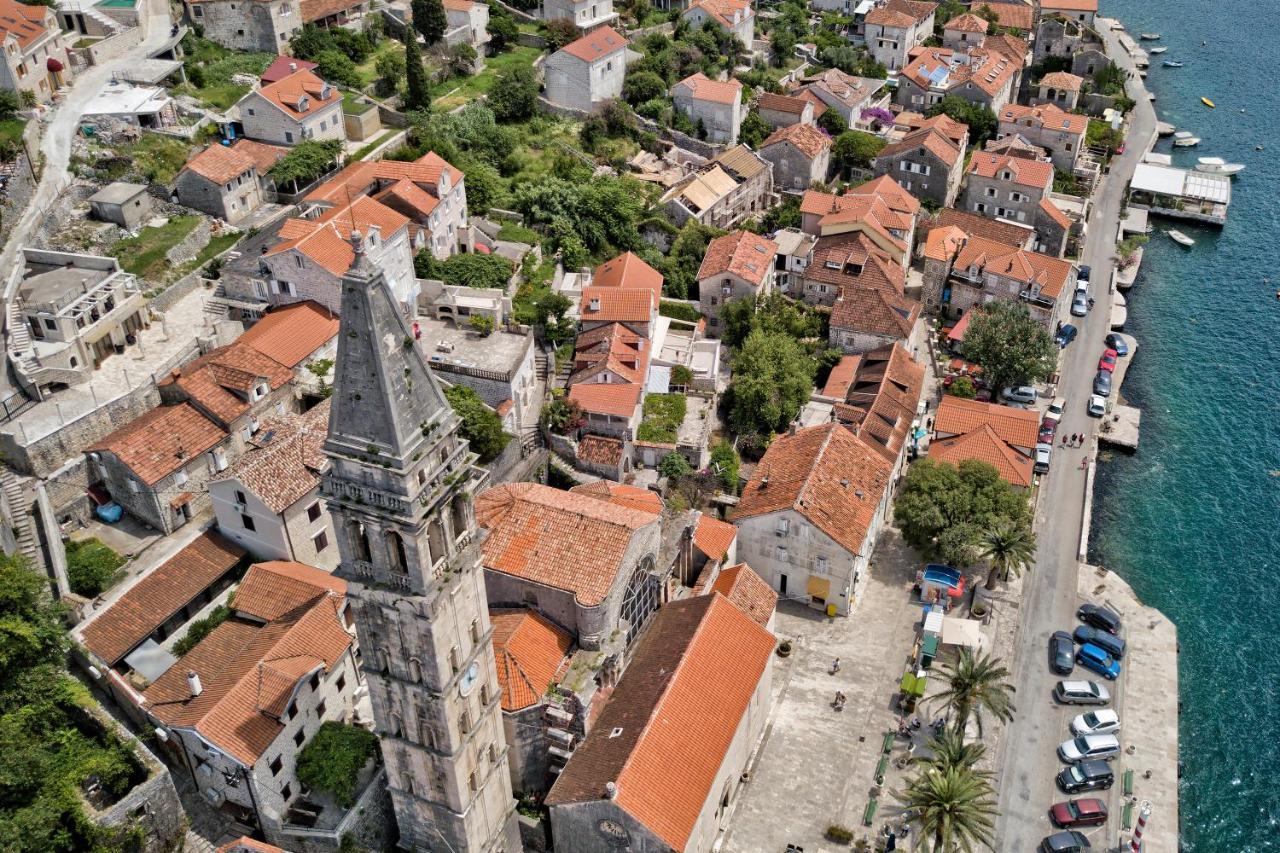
[322,233,521,852]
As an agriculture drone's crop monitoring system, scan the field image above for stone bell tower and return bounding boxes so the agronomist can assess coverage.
[322,233,521,852]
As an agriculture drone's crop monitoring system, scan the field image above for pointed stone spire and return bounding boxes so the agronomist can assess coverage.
[324,230,450,468]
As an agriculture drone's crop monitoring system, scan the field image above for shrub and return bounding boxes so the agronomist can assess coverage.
[437,252,514,289]
[659,300,701,323]
[658,452,693,479]
[66,538,125,598]
[468,314,495,337]
[173,602,232,656]
[445,384,511,463]
[636,393,687,443]
[826,824,855,844]
[947,376,977,399]
[710,440,740,493]
[296,722,380,807]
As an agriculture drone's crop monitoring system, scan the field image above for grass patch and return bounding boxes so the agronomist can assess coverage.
[660,300,702,323]
[354,39,405,88]
[352,129,398,161]
[179,35,273,110]
[496,222,541,244]
[95,133,195,185]
[297,722,380,807]
[66,538,126,598]
[72,37,101,48]
[636,393,687,443]
[343,89,376,114]
[0,117,25,150]
[170,230,242,281]
[111,215,200,280]
[431,45,542,110]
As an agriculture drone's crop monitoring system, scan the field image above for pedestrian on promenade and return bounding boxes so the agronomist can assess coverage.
[1061,434,1068,446]
[1079,456,1089,470]
[831,657,841,674]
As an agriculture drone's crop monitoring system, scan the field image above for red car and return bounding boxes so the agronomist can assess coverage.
[1039,418,1058,443]
[1098,349,1118,373]
[1050,797,1109,828]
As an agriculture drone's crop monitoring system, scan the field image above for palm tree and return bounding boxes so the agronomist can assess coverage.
[893,765,999,852]
[932,650,1016,738]
[917,728,990,776]
[979,522,1036,590]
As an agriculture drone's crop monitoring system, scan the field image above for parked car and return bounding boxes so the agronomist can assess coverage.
[1035,442,1053,474]
[1040,419,1058,443]
[1057,324,1078,348]
[1098,349,1118,372]
[1058,760,1115,793]
[1093,370,1112,397]
[1071,293,1089,316]
[1045,397,1067,423]
[1001,385,1038,405]
[1050,798,1109,829]
[1055,680,1111,706]
[1077,265,1092,282]
[1105,333,1129,357]
[1078,603,1123,634]
[1074,626,1126,659]
[1050,631,1075,675]
[1071,709,1121,737]
[1041,829,1093,852]
[1076,643,1121,680]
[1058,733,1121,763]
[1087,395,1107,417]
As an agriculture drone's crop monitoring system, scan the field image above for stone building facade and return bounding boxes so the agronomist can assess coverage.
[238,69,345,146]
[543,27,627,114]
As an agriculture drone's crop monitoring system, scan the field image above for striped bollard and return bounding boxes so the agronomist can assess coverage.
[1130,803,1151,852]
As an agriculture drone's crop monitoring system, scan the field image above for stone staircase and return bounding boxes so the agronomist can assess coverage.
[534,349,551,382]
[0,467,39,569]
[6,302,38,374]
[80,5,127,37]
[201,282,230,319]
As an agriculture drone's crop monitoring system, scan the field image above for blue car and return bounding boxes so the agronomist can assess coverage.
[1104,333,1129,357]
[1076,643,1121,680]
[1078,265,1092,282]
[1056,324,1078,348]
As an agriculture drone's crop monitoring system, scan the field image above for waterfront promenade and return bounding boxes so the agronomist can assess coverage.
[992,17,1179,851]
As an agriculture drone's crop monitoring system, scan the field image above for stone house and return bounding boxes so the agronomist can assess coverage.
[661,144,773,229]
[732,422,893,615]
[416,318,538,426]
[696,230,777,335]
[443,0,490,52]
[759,121,832,192]
[476,482,665,651]
[184,0,368,53]
[798,176,922,273]
[238,69,345,146]
[897,44,1021,113]
[542,0,618,31]
[682,0,755,48]
[863,0,937,71]
[800,231,920,354]
[142,560,362,846]
[818,342,925,478]
[1035,70,1084,110]
[0,0,73,104]
[929,395,1041,488]
[922,231,1075,327]
[671,72,743,145]
[794,67,887,126]
[770,227,816,295]
[996,102,1089,172]
[962,152,1070,255]
[756,91,814,129]
[176,139,287,225]
[88,182,151,231]
[545,593,774,853]
[544,26,627,114]
[870,115,968,207]
[1041,0,1097,27]
[941,11,988,50]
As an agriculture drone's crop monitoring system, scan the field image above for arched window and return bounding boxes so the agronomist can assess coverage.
[386,530,408,574]
[348,519,371,562]
[378,647,391,675]
[621,556,659,647]
[451,496,468,541]
[408,657,423,683]
[427,517,446,566]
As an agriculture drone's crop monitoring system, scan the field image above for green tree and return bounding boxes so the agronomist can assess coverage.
[917,728,990,775]
[894,765,999,852]
[268,139,342,191]
[710,440,740,493]
[468,314,495,337]
[413,0,448,44]
[947,376,977,399]
[770,27,796,67]
[662,220,724,299]
[623,70,667,105]
[817,109,847,136]
[533,292,575,344]
[0,89,19,120]
[739,107,770,148]
[540,396,584,434]
[461,160,501,213]
[314,48,361,88]
[893,458,1031,564]
[932,649,1016,737]
[375,48,406,97]
[488,9,519,52]
[447,43,478,76]
[728,330,816,436]
[296,722,381,807]
[543,18,579,51]
[832,129,885,175]
[403,29,431,111]
[445,384,512,463]
[927,95,994,143]
[65,539,125,598]
[978,521,1036,590]
[488,65,539,121]
[437,252,514,289]
[659,452,693,479]
[959,300,1057,393]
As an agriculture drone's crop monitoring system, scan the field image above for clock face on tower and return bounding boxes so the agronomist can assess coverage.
[459,661,480,697]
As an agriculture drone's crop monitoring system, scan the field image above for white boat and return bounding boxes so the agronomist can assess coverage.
[1163,60,1184,67]
[1173,132,1201,147]
[1195,157,1246,176]
[1139,32,1161,40]
[1167,229,1195,247]
[1149,46,1168,54]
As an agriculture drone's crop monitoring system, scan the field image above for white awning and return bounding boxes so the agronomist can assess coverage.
[941,617,985,648]
[1130,163,1185,196]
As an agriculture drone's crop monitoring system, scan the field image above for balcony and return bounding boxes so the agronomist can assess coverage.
[1019,289,1056,309]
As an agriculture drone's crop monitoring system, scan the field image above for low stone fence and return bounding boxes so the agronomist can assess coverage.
[163,217,211,266]
[71,25,144,68]
[1082,92,1118,116]
[536,97,726,159]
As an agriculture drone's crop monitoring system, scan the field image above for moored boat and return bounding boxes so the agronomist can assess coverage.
[1173,131,1201,147]
[1167,229,1195,247]
[1163,60,1184,67]
[1202,97,1216,108]
[1150,46,1168,54]
[1195,157,1246,176]
[1139,32,1161,39]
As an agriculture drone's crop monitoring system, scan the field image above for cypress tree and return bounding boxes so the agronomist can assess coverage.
[413,0,448,45]
[403,29,431,111]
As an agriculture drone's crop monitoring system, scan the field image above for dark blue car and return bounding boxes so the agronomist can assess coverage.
[1078,265,1092,282]
[1076,644,1121,680]
[1074,626,1126,660]
[1104,333,1129,357]
[1056,324,1078,348]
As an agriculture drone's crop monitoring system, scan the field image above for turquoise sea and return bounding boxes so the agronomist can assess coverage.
[1088,2,1280,850]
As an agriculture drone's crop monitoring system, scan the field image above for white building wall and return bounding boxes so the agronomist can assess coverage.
[544,51,624,113]
[239,92,345,146]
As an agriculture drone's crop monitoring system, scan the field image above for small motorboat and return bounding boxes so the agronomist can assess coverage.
[1173,131,1201,147]
[1167,230,1195,247]
[1150,46,1168,54]
[1202,97,1216,108]
[1195,157,1246,176]
[1139,32,1161,40]
[1163,60,1184,67]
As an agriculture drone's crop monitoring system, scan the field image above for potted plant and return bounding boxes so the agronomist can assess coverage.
[776,640,793,658]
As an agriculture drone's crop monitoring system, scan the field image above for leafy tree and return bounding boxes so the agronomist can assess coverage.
[758,194,801,232]
[710,440,740,493]
[816,108,847,136]
[543,18,579,51]
[446,384,511,462]
[447,43,478,76]
[893,458,1031,564]
[662,220,724,299]
[933,649,1016,737]
[636,97,670,122]
[917,729,990,775]
[623,70,667,105]
[65,539,125,598]
[0,89,18,120]
[927,95,995,143]
[818,45,887,79]
[533,292,575,344]
[832,129,885,175]
[291,24,375,62]
[947,375,977,399]
[739,107,770,149]
[461,160,501,213]
[720,291,823,349]
[894,765,999,852]
[932,0,967,29]
[173,603,232,656]
[770,27,796,67]
[728,330,816,435]
[403,29,431,111]
[0,554,67,680]
[296,722,381,807]
[959,300,1057,393]
[413,0,447,44]
[314,48,361,88]
[375,49,406,97]
[978,521,1036,590]
[268,139,342,190]
[540,396,584,434]
[488,65,539,121]
[436,252,514,289]
[487,7,519,52]
[659,452,693,479]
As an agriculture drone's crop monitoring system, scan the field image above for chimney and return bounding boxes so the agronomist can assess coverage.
[187,670,203,697]
[605,781,619,799]
[289,62,297,72]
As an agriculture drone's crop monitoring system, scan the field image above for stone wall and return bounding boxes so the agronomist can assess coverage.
[82,708,185,853]
[1081,92,1117,116]
[163,217,212,266]
[79,25,144,67]
[0,127,39,249]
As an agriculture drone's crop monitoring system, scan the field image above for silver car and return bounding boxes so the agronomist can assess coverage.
[1087,395,1107,417]
[1058,733,1121,763]
[1001,385,1038,405]
[1054,680,1111,706]
[1071,293,1089,316]
[1035,442,1053,473]
[1071,709,1121,736]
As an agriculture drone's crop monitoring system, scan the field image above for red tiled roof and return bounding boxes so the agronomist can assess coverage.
[685,0,754,29]
[710,563,777,627]
[757,91,810,116]
[934,394,1040,449]
[876,126,962,168]
[967,151,1054,189]
[305,152,460,207]
[218,836,288,853]
[1041,0,1096,11]
[998,102,1089,136]
[580,287,655,324]
[929,423,1034,487]
[933,207,1034,247]
[545,594,774,851]
[570,480,664,515]
[973,1,1032,31]
[945,12,988,32]
[164,340,295,425]
[475,482,659,606]
[0,0,51,51]
[822,354,863,399]
[799,67,882,111]
[922,224,968,262]
[1039,197,1072,229]
[901,46,1018,98]
[1040,71,1084,91]
[574,434,627,468]
[491,608,573,711]
[233,559,345,622]
[265,195,410,276]
[181,144,257,185]
[253,69,341,120]
[696,230,778,286]
[213,400,330,515]
[734,423,893,555]
[674,72,742,106]
[951,234,1073,299]
[260,56,318,84]
[761,121,832,160]
[693,515,737,562]
[828,343,924,464]
[806,232,904,293]
[559,26,627,63]
[592,251,663,299]
[80,531,246,665]
[831,284,921,345]
[90,403,227,485]
[299,0,363,23]
[239,301,339,368]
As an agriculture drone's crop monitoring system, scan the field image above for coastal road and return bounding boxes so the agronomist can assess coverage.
[994,20,1158,851]
[0,0,172,394]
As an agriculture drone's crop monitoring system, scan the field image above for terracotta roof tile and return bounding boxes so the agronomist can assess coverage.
[734,423,893,555]
[998,102,1089,136]
[1039,197,1072,229]
[260,56,317,84]
[984,133,1049,159]
[828,343,925,464]
[696,230,777,286]
[1040,70,1084,91]
[761,121,832,160]
[80,532,245,665]
[218,837,288,853]
[806,232,904,292]
[164,340,294,425]
[253,69,341,120]
[901,46,1018,98]
[951,234,1073,298]
[592,251,663,299]
[558,26,627,63]
[573,434,627,468]
[490,609,574,711]
[821,354,863,399]
[213,401,330,514]
[685,0,754,29]
[799,67,883,110]
[851,173,923,216]
[876,126,963,168]
[266,195,410,276]
[710,563,777,626]
[933,207,1034,246]
[475,483,659,606]
[976,1,1032,31]
[934,395,1040,449]
[304,152,461,208]
[568,374,644,417]
[580,287,655,323]
[967,151,1054,188]
[0,0,51,51]
[1041,0,1096,11]
[674,72,742,106]
[830,282,921,344]
[929,423,1034,487]
[181,144,257,185]
[923,224,968,262]
[945,12,988,32]
[233,558,346,622]
[570,480,664,514]
[757,91,810,116]
[238,301,339,368]
[90,403,227,485]
[693,515,737,561]
[299,0,363,20]
[794,88,829,118]
[545,595,774,850]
